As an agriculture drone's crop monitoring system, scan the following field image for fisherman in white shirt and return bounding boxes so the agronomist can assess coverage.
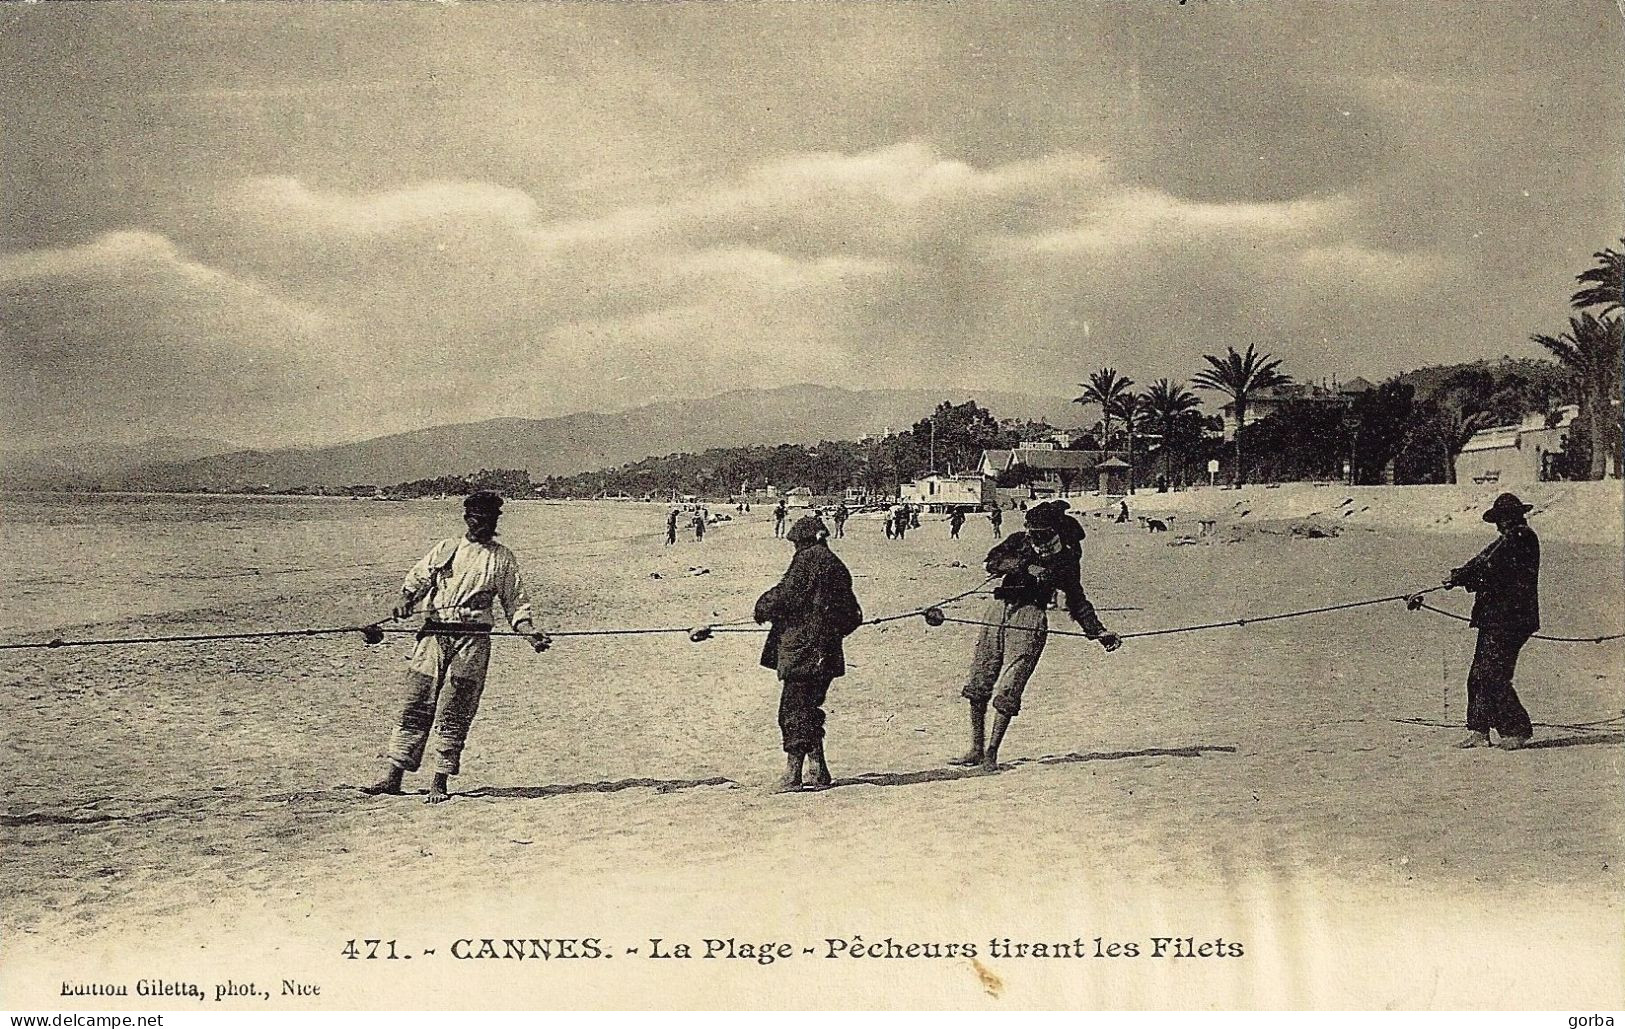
[363,490,550,804]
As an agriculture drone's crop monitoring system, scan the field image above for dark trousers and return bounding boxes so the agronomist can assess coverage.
[778,676,832,755]
[1466,630,1533,739]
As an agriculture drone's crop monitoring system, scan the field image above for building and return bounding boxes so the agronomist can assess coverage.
[978,445,1131,502]
[1219,378,1374,440]
[1454,406,1577,486]
[900,473,984,511]
[1094,457,1131,495]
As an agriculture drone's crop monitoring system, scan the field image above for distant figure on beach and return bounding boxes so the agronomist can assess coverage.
[666,508,679,546]
[774,500,788,538]
[949,508,966,539]
[363,491,550,804]
[892,505,909,540]
[951,502,1120,773]
[694,508,707,541]
[1444,492,1540,751]
[754,515,864,792]
[909,506,921,530]
[1116,500,1130,524]
[988,506,1003,539]
[833,502,850,538]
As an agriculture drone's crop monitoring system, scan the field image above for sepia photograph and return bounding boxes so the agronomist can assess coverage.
[1,0,1622,1014]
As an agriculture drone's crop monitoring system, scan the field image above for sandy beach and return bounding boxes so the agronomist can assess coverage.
[1,488,1621,1009]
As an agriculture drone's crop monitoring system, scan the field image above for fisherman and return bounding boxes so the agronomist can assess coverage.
[892,504,909,540]
[951,503,1121,773]
[666,508,679,546]
[774,500,789,538]
[754,515,864,791]
[833,502,850,539]
[363,491,550,803]
[949,508,966,539]
[1444,492,1541,750]
[988,505,1004,539]
[694,507,707,541]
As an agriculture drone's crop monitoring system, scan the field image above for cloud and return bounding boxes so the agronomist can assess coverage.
[4,142,1466,447]
[0,231,334,447]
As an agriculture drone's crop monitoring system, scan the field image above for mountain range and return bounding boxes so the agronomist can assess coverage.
[2,385,1084,491]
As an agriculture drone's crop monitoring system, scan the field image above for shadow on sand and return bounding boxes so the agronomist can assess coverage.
[460,775,740,800]
[1526,732,1624,750]
[820,744,1237,792]
[3,748,1236,822]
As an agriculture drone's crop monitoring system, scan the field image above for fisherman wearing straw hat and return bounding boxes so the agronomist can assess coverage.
[362,491,551,803]
[754,515,864,792]
[1444,492,1541,751]
[952,502,1120,773]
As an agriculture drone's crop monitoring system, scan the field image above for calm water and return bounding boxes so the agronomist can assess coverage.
[0,493,666,634]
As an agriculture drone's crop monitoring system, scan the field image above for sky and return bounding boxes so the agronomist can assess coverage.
[2,1,1621,449]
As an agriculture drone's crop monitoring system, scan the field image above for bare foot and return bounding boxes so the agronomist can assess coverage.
[1456,732,1492,749]
[774,772,805,794]
[425,774,452,804]
[948,751,984,767]
[979,755,1002,774]
[360,768,405,795]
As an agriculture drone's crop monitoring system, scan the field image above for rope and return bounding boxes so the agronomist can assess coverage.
[6,579,1621,653]
[0,576,996,652]
[934,587,1448,641]
[1412,600,1625,643]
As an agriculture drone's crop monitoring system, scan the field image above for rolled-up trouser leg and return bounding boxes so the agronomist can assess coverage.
[779,677,832,755]
[963,601,1048,717]
[1466,630,1533,738]
[431,674,488,775]
[388,669,442,773]
[962,600,1009,709]
[430,634,492,776]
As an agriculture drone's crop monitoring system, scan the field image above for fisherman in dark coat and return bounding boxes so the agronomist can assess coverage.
[754,515,864,791]
[1444,492,1540,750]
[948,508,966,538]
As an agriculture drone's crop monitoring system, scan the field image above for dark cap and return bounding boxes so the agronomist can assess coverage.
[463,490,504,515]
[785,515,828,545]
[1024,503,1065,533]
[1482,492,1532,523]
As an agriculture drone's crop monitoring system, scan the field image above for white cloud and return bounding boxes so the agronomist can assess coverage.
[4,141,1471,444]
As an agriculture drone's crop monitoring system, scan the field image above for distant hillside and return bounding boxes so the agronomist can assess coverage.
[1393,357,1568,401]
[108,385,1082,491]
[0,436,238,489]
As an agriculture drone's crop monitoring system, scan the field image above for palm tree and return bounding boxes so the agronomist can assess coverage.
[1439,405,1496,484]
[1143,378,1202,485]
[1192,344,1289,485]
[1571,241,1623,314]
[1532,312,1624,479]
[1074,368,1134,453]
[1108,390,1146,493]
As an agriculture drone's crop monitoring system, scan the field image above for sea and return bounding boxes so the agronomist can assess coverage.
[0,493,670,635]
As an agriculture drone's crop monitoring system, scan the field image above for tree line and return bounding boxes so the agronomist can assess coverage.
[393,241,1622,501]
[1073,241,1621,488]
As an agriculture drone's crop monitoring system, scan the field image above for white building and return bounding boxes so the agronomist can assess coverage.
[1454,406,1577,485]
[900,473,984,511]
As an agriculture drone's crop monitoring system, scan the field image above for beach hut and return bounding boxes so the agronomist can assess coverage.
[1096,457,1131,495]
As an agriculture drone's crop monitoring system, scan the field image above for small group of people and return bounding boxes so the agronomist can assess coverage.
[884,504,921,540]
[666,505,710,545]
[362,489,1547,802]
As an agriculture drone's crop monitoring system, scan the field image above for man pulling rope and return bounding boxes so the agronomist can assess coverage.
[361,491,551,803]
